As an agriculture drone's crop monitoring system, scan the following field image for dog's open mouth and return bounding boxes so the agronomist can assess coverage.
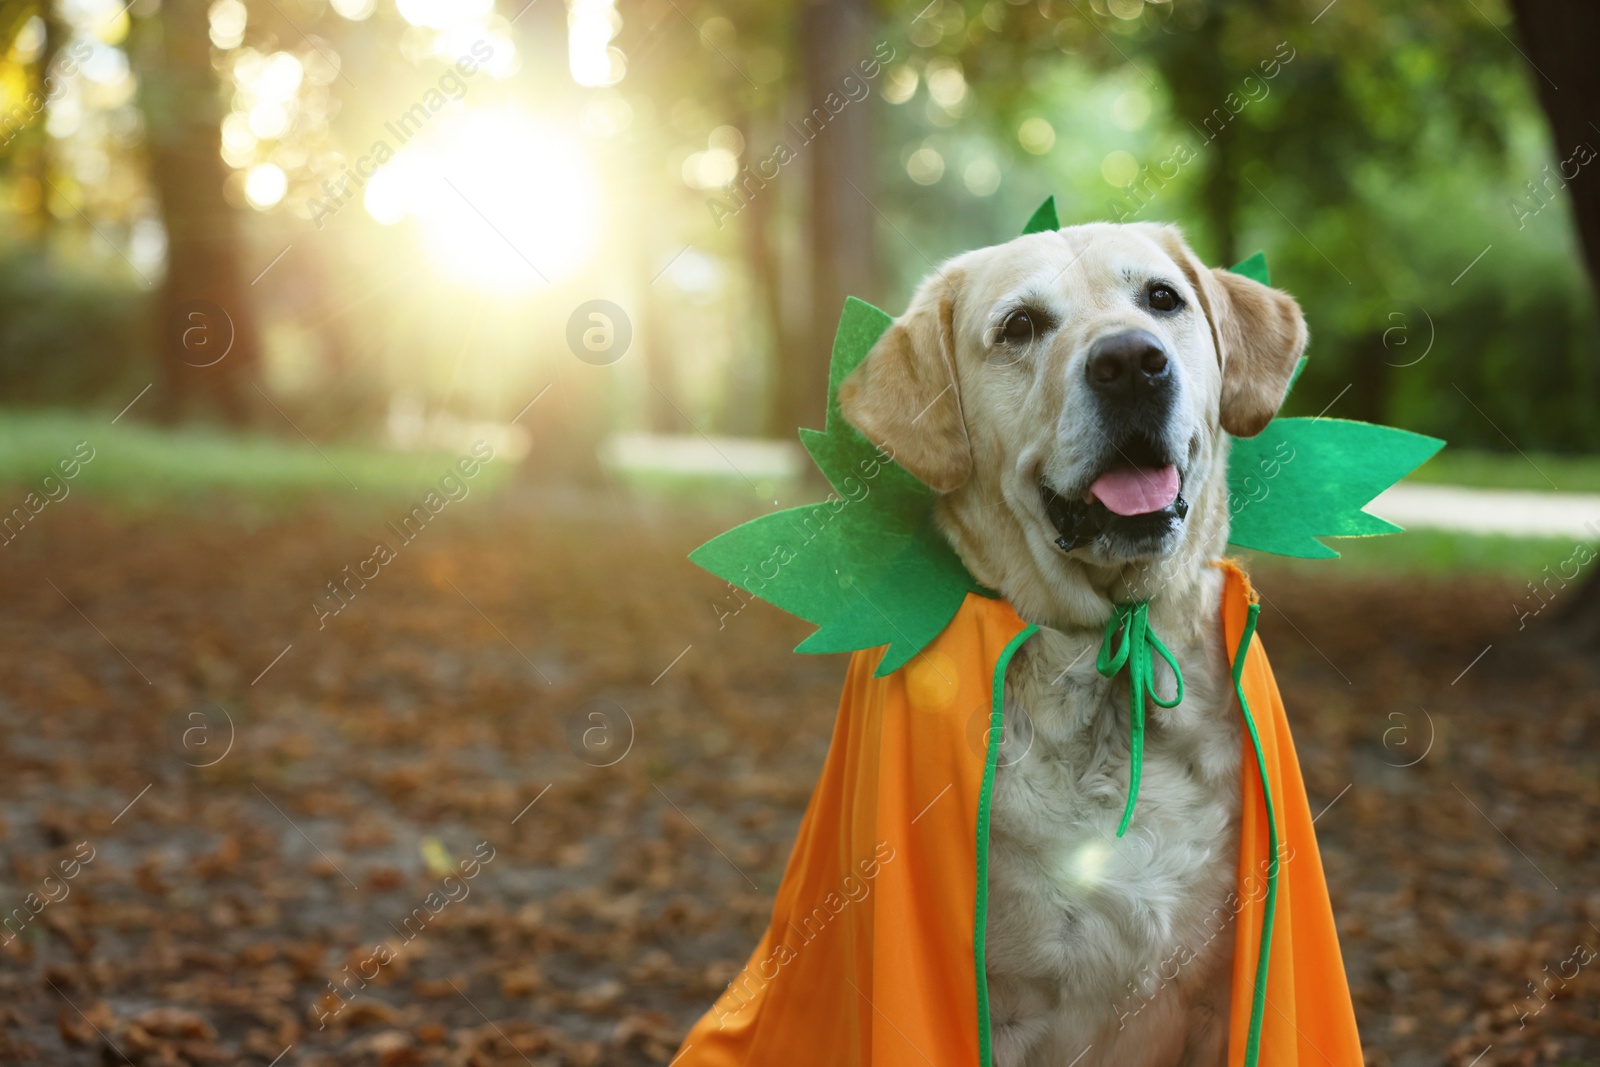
[1041,438,1189,554]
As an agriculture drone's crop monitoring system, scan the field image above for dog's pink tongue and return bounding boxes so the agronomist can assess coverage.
[1089,465,1180,517]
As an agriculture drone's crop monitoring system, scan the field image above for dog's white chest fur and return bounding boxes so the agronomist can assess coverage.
[985,618,1242,1067]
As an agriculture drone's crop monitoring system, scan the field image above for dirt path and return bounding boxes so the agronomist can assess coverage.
[1371,483,1600,539]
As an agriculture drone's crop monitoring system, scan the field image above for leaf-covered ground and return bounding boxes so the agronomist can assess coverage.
[0,488,1596,1066]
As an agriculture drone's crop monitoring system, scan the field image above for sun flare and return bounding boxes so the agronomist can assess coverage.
[364,108,602,293]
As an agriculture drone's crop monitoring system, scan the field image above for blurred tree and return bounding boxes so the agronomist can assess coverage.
[1505,1,1600,645]
[0,2,158,406]
[1508,3,1600,288]
[624,0,857,439]
[781,0,879,436]
[735,96,796,437]
[614,0,766,438]
[0,0,1591,479]
[132,0,262,424]
[0,0,63,244]
[864,0,1600,457]
[899,0,1526,425]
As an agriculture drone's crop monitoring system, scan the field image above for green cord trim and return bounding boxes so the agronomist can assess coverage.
[1095,602,1185,837]
[975,623,1039,1067]
[975,603,1275,1064]
[1231,601,1278,1067]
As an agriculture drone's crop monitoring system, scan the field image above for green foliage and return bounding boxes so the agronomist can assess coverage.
[0,409,507,504]
[1245,529,1582,577]
[873,0,1600,453]
[0,247,155,406]
[0,0,1593,462]
[1409,448,1600,494]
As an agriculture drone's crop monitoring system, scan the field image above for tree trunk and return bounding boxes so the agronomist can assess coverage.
[1349,332,1389,425]
[1197,128,1238,269]
[737,105,793,439]
[10,3,67,246]
[1507,2,1600,286]
[134,0,262,424]
[781,0,877,439]
[1507,0,1600,644]
[1157,13,1239,265]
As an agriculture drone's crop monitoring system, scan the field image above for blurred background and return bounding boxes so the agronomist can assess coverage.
[2,0,1600,1065]
[1,0,1597,464]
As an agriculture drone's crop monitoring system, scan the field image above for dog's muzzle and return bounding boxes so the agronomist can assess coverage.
[1041,482,1189,554]
[1040,428,1189,554]
[1038,330,1190,555]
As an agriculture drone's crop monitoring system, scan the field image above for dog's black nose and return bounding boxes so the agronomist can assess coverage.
[1086,330,1171,402]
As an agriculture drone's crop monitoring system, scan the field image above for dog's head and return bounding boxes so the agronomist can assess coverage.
[839,222,1306,620]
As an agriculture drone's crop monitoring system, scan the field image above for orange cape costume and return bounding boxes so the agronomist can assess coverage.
[676,563,1363,1067]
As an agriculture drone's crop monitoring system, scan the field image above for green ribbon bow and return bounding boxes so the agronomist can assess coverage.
[1095,602,1185,837]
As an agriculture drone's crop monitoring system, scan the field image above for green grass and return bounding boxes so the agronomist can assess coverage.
[605,465,800,515]
[0,408,510,508]
[1242,529,1578,578]
[1409,448,1600,494]
[2,409,1594,576]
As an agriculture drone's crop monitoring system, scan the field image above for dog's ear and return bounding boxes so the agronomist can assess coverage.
[1141,225,1308,438]
[1205,269,1308,437]
[838,269,972,492]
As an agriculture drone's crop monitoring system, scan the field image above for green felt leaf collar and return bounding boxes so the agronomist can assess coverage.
[690,198,1444,670]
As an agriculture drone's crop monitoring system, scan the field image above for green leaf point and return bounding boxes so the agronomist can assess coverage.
[689,297,983,677]
[1021,196,1060,235]
[1229,251,1270,285]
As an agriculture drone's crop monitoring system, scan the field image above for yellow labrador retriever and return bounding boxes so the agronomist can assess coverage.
[838,223,1306,1067]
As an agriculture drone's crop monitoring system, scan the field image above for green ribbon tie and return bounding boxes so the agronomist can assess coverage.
[1095,602,1185,837]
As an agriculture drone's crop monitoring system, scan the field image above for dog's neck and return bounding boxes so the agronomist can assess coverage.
[935,440,1233,648]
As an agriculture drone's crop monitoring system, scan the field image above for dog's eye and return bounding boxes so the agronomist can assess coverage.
[997,309,1036,345]
[1148,283,1183,313]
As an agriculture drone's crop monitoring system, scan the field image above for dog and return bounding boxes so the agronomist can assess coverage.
[837,222,1308,1067]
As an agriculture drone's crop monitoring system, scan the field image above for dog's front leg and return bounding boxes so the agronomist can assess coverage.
[986,973,1055,1067]
[1173,1002,1228,1067]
